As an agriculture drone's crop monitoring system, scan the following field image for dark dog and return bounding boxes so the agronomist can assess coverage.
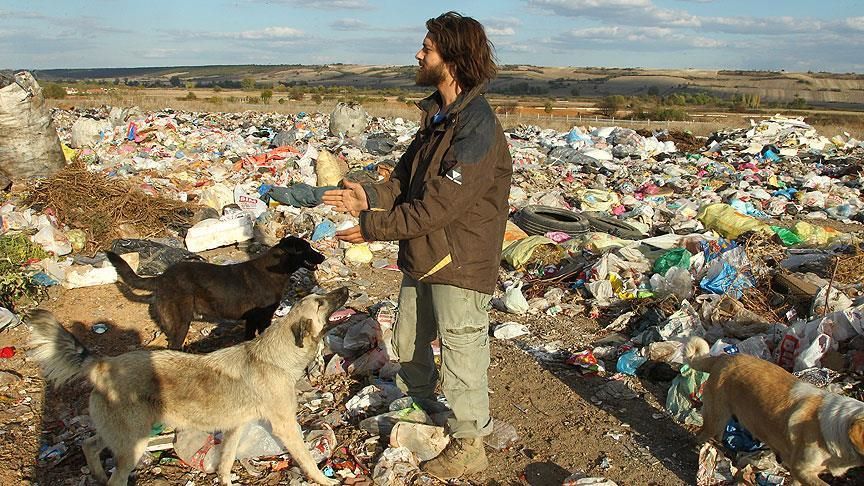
[106,236,325,349]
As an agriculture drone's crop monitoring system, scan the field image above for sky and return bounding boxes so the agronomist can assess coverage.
[2,0,863,72]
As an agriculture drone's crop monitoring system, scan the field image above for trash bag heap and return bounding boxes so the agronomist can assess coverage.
[2,103,864,484]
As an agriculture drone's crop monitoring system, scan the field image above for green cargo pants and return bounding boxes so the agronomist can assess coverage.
[392,274,494,438]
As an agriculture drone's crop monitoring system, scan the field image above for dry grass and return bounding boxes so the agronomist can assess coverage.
[25,162,198,254]
[836,252,864,286]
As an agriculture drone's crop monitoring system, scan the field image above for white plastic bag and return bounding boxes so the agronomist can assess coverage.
[503,281,529,315]
[0,71,65,181]
[329,102,367,137]
[794,333,833,372]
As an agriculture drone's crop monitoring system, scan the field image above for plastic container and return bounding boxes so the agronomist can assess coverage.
[184,214,253,252]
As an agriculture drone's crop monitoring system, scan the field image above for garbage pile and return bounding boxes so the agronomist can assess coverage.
[2,103,864,484]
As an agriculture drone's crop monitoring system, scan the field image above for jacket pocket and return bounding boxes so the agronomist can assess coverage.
[443,225,461,271]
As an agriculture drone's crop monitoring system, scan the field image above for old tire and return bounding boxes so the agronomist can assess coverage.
[513,205,590,237]
[583,211,643,240]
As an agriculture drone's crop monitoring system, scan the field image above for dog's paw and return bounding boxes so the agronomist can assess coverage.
[318,479,339,486]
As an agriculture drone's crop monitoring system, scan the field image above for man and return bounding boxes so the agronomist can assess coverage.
[323,11,512,479]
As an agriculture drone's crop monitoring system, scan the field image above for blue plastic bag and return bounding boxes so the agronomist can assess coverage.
[722,417,764,452]
[312,219,336,241]
[616,350,647,375]
[699,261,754,299]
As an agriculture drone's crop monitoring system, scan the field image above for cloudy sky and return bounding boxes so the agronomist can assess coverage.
[2,0,862,72]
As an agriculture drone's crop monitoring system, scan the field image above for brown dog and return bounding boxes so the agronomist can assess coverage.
[107,236,324,349]
[28,287,348,486]
[685,336,864,485]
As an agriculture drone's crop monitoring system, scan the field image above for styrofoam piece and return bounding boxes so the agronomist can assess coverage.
[185,214,253,252]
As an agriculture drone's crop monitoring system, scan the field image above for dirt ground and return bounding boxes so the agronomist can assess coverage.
[0,243,855,486]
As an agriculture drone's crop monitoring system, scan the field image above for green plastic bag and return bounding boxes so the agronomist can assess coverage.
[653,248,691,275]
[666,364,710,426]
[770,226,802,246]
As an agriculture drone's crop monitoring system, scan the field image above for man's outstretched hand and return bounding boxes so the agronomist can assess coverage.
[335,225,367,244]
[322,180,368,217]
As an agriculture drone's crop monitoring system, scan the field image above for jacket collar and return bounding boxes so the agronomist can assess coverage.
[416,82,487,120]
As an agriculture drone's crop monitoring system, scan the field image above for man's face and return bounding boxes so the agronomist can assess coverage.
[415,33,446,87]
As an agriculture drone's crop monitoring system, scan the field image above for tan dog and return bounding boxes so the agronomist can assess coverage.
[28,288,348,486]
[685,336,864,485]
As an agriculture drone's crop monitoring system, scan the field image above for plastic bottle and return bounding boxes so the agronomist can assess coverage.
[359,406,430,436]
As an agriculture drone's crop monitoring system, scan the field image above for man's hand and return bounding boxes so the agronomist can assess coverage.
[322,180,369,217]
[335,225,367,244]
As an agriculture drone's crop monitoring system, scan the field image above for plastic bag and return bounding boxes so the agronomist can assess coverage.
[0,71,65,181]
[502,281,529,315]
[666,364,710,426]
[30,218,72,256]
[173,420,333,473]
[371,447,418,486]
[345,243,374,265]
[492,321,529,339]
[329,102,367,137]
[697,203,769,239]
[616,350,647,375]
[653,248,691,275]
[794,333,832,372]
[483,419,519,450]
[312,219,336,241]
[110,238,203,276]
[359,405,430,436]
[315,149,349,186]
[792,221,844,247]
[699,261,753,299]
[389,422,449,462]
[811,285,853,317]
[501,235,556,269]
[650,266,693,300]
[770,225,802,246]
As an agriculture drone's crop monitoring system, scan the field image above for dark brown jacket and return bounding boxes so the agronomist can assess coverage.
[359,85,512,294]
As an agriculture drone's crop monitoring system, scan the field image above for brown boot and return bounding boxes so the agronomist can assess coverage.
[420,436,488,479]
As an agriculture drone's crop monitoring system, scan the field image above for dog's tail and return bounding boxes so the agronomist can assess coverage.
[106,251,157,291]
[683,336,717,373]
[28,310,96,388]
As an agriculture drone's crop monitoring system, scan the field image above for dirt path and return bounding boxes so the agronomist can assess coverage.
[0,247,696,485]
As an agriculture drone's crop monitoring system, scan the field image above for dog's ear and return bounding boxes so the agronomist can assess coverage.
[291,318,313,348]
[850,417,864,455]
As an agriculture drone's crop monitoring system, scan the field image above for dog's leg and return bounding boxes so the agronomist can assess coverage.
[217,427,243,486]
[168,321,191,350]
[106,438,146,486]
[83,435,108,483]
[159,300,193,350]
[271,417,337,486]
[787,447,832,486]
[788,468,830,486]
[696,398,727,443]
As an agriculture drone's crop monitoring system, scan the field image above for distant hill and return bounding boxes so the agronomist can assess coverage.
[33,64,864,109]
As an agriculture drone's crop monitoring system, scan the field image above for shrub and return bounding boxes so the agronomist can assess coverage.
[42,83,66,99]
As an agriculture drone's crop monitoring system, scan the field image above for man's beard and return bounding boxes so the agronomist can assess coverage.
[415,62,446,87]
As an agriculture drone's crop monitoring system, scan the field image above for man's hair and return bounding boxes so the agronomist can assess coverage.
[425,11,497,91]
